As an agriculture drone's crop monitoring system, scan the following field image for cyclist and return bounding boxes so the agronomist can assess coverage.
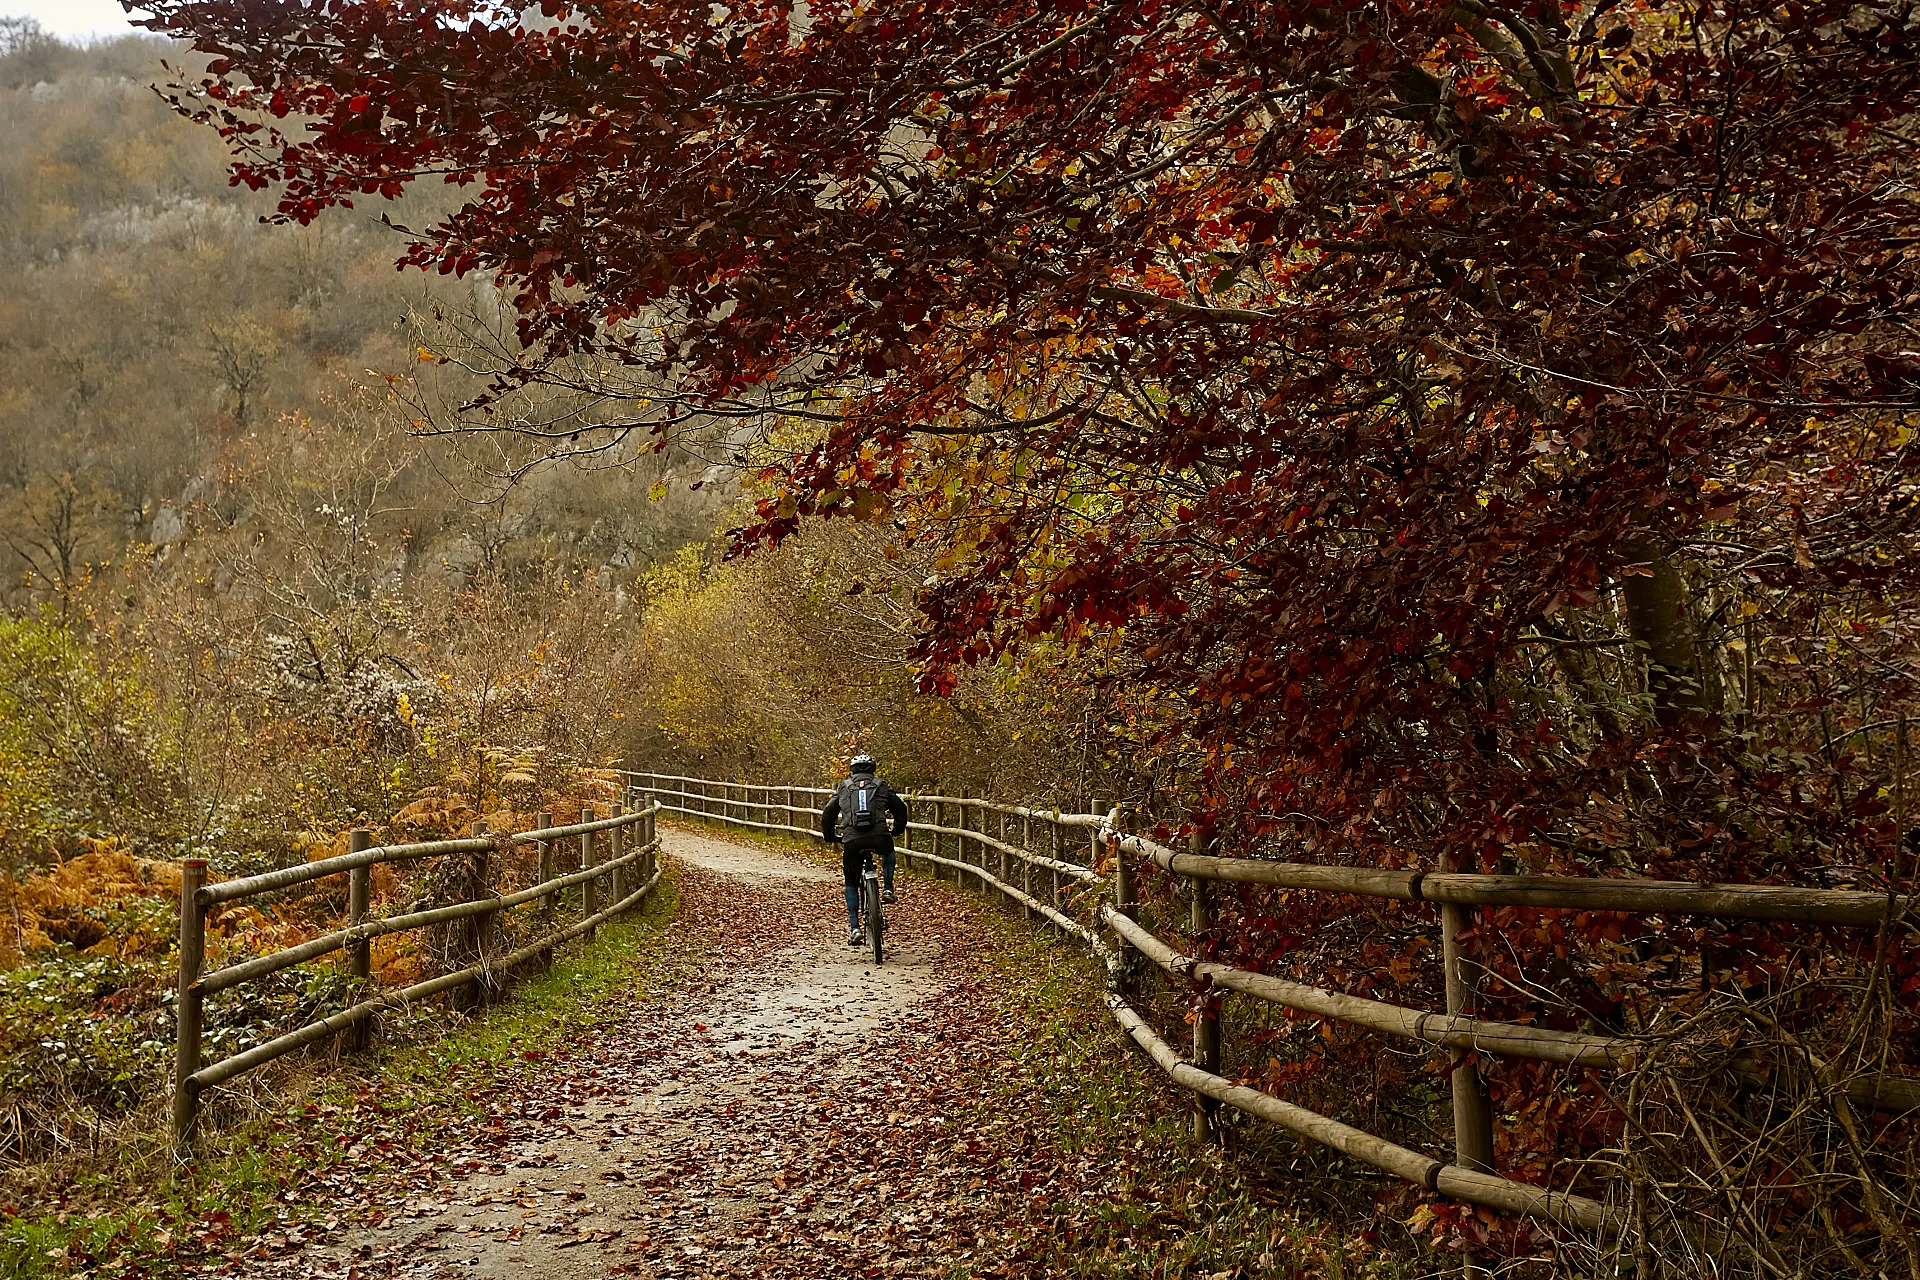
[820,752,909,947]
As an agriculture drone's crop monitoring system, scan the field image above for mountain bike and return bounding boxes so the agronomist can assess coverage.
[858,847,886,964]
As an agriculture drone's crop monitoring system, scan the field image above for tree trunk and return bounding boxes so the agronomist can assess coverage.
[1620,540,1718,727]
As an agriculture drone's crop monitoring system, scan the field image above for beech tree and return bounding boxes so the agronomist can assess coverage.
[140,0,1920,1260]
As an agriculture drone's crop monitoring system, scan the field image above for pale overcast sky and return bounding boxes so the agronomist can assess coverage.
[1,0,149,42]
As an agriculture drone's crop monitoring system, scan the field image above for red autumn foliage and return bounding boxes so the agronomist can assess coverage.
[137,0,1920,1259]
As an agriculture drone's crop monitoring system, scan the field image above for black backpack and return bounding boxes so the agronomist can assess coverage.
[838,776,888,842]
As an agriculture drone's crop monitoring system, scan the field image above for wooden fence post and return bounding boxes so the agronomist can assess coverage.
[976,800,986,878]
[1442,849,1495,1280]
[952,789,964,882]
[1191,831,1222,1141]
[976,791,988,877]
[968,794,980,877]
[1440,849,1497,1180]
[921,792,933,870]
[955,790,966,880]
[932,795,945,882]
[1105,803,1131,998]
[348,830,371,1052]
[1049,819,1062,913]
[944,793,956,881]
[172,858,207,1155]
[997,808,1011,906]
[536,810,555,908]
[644,801,657,876]
[1020,812,1035,921]
[1093,799,1110,879]
[974,797,986,878]
[471,818,496,1005]
[581,807,598,938]
[536,810,555,968]
[610,802,626,907]
[899,790,913,869]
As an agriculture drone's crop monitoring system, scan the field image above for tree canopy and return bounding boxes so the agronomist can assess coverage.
[137,0,1920,1252]
[141,0,1920,852]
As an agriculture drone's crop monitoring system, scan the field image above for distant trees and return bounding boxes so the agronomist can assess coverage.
[0,31,725,875]
[0,32,723,607]
[0,17,48,57]
[626,522,1105,789]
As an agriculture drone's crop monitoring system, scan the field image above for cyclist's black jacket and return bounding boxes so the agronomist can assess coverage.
[820,772,909,848]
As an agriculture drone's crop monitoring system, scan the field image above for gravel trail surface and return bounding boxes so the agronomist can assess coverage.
[224,826,1026,1280]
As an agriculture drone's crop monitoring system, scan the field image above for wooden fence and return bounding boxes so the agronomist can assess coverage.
[170,795,663,1151]
[626,769,1919,1244]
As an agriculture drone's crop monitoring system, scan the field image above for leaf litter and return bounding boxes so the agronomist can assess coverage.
[202,829,1043,1279]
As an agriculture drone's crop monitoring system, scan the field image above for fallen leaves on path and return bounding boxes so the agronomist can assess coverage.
[167,828,1391,1280]
[198,833,1031,1279]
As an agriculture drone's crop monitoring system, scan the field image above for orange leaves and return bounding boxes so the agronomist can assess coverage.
[1136,264,1186,297]
[0,842,181,967]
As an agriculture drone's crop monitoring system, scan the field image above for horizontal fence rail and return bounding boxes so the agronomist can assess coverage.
[1101,904,1634,1070]
[1124,836,1917,926]
[627,772,1103,897]
[1105,994,1625,1234]
[172,795,663,1151]
[633,767,1920,1252]
[200,811,648,907]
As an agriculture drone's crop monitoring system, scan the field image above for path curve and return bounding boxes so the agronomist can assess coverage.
[227,825,1017,1280]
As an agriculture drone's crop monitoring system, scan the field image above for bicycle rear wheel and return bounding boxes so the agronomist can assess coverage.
[864,874,883,963]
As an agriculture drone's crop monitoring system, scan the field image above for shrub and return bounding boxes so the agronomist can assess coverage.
[0,612,185,878]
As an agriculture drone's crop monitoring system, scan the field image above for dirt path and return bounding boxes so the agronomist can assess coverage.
[227,826,1025,1280]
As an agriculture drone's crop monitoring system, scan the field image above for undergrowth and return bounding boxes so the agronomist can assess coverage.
[0,870,689,1280]
[966,913,1437,1280]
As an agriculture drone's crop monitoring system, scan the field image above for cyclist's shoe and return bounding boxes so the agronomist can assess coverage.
[882,888,897,904]
[847,929,862,947]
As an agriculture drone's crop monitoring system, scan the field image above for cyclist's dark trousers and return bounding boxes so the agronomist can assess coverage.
[842,838,896,931]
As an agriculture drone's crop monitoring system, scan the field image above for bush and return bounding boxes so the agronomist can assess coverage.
[0,612,185,878]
